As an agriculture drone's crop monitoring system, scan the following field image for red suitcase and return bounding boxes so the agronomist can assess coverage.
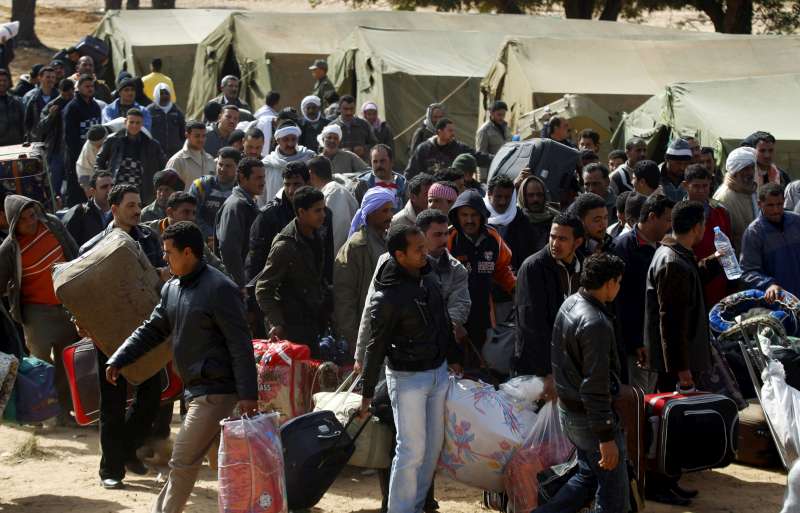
[62,338,183,426]
[645,391,739,477]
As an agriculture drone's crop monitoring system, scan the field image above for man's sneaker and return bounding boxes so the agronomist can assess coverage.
[125,458,149,476]
[100,478,124,490]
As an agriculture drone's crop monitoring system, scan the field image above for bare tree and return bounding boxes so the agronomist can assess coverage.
[11,0,43,47]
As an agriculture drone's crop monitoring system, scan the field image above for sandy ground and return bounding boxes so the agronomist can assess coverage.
[0,412,789,513]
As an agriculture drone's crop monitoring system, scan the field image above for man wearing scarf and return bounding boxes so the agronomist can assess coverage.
[484,174,530,273]
[409,103,445,156]
[518,174,560,258]
[741,131,792,186]
[476,101,511,181]
[146,82,185,157]
[299,95,329,152]
[261,120,315,206]
[713,146,758,253]
[447,190,515,366]
[334,187,395,353]
[361,101,394,155]
[318,123,369,175]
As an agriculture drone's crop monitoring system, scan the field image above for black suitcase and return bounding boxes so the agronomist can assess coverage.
[75,35,109,66]
[487,138,579,200]
[280,409,372,510]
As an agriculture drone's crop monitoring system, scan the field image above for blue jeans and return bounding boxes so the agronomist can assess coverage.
[386,362,449,513]
[534,407,629,513]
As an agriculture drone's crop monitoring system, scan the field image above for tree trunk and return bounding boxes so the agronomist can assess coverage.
[695,0,728,32]
[722,0,752,32]
[105,0,122,9]
[599,0,624,21]
[11,0,42,47]
[494,0,523,14]
[126,0,140,9]
[152,0,176,8]
[564,0,596,18]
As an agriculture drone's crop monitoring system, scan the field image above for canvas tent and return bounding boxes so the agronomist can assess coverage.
[611,74,800,175]
[185,10,729,122]
[482,35,800,136]
[92,9,235,109]
[327,28,507,164]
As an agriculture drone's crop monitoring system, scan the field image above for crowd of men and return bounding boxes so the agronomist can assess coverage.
[0,50,797,513]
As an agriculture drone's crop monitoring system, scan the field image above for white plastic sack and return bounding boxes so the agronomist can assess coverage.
[761,360,800,461]
[438,378,538,492]
[0,22,19,42]
[498,375,545,408]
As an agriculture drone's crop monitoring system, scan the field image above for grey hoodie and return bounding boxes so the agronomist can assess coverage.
[0,195,78,323]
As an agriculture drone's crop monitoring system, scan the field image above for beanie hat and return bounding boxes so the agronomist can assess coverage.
[665,138,692,161]
[86,125,108,142]
[452,153,477,173]
[152,169,185,191]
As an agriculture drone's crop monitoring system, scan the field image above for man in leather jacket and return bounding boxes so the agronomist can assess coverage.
[360,224,462,513]
[106,221,257,513]
[539,253,627,513]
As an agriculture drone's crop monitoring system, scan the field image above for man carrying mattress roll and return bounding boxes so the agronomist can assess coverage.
[105,221,258,513]
[80,183,172,489]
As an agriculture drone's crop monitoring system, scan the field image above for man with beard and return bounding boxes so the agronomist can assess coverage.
[299,95,329,152]
[517,174,560,255]
[334,187,396,354]
[713,147,758,253]
[406,118,492,181]
[484,174,531,272]
[447,190,515,366]
[476,101,511,181]
[318,123,369,175]
[261,120,315,206]
[353,144,407,211]
[513,214,584,398]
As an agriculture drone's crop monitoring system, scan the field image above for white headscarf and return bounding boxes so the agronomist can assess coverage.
[153,82,172,113]
[484,190,518,226]
[726,147,757,175]
[317,123,342,149]
[301,95,322,123]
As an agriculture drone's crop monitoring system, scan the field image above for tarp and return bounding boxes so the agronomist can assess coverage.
[92,9,235,109]
[328,28,507,164]
[483,35,800,137]
[611,74,800,175]
[185,10,731,122]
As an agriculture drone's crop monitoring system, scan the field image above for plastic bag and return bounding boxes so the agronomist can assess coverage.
[761,360,800,461]
[498,375,545,407]
[504,402,574,512]
[218,412,287,513]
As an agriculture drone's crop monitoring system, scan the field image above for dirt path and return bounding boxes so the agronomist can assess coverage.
[0,419,787,513]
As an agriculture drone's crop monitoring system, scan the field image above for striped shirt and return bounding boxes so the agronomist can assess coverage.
[19,224,64,305]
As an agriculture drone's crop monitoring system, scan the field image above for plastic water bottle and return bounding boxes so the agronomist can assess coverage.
[713,227,742,280]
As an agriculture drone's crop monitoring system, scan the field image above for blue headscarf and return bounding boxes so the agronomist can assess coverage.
[348,187,396,237]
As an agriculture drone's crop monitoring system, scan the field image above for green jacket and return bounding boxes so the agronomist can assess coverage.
[312,76,339,109]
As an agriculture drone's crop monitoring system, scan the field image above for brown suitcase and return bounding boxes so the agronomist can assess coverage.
[614,384,646,512]
[52,229,171,384]
[736,399,780,468]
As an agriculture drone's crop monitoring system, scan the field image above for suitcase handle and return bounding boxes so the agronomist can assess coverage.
[317,430,343,440]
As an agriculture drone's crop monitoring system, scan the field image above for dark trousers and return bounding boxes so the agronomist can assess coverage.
[96,349,161,480]
[647,372,682,493]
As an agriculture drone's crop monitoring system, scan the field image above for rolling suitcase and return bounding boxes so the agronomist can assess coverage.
[737,399,780,468]
[52,229,170,384]
[614,384,646,511]
[62,338,183,426]
[280,409,373,510]
[645,391,739,477]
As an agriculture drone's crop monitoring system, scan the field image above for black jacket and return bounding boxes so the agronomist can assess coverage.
[147,103,185,157]
[362,257,461,398]
[609,226,656,355]
[552,290,621,442]
[255,219,331,344]
[61,198,110,247]
[23,87,55,140]
[245,194,334,287]
[513,245,581,376]
[215,185,260,287]
[0,94,24,146]
[34,95,70,158]
[107,262,258,401]
[299,117,330,153]
[408,126,433,156]
[405,136,492,180]
[62,96,102,162]
[645,237,719,374]
[491,207,543,273]
[94,129,167,205]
